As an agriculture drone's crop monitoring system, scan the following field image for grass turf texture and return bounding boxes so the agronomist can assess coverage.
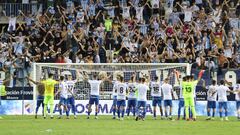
[0,116,239,135]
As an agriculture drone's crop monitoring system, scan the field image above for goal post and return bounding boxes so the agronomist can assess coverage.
[32,63,190,114]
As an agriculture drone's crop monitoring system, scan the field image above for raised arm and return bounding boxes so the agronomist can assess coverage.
[27,77,41,85]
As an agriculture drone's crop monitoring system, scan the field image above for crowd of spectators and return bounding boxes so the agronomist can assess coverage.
[0,0,239,86]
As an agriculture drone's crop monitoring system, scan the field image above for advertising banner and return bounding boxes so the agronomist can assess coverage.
[0,100,238,116]
[2,87,33,100]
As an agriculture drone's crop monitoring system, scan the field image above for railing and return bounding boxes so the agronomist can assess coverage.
[0,3,39,17]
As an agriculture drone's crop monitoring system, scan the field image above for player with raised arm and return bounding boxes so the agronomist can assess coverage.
[206,80,217,120]
[177,76,186,120]
[151,76,163,120]
[112,75,119,119]
[27,77,45,119]
[161,78,174,120]
[55,76,68,119]
[217,80,231,121]
[65,71,80,119]
[126,74,137,118]
[135,77,149,121]
[116,76,128,121]
[85,73,105,119]
[41,73,59,119]
[233,79,240,120]
[183,71,204,121]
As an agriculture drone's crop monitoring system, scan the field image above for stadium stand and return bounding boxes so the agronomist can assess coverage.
[0,0,239,87]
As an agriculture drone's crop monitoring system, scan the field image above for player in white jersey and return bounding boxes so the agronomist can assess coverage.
[161,78,173,120]
[150,76,163,120]
[136,78,149,121]
[66,73,78,119]
[86,73,109,119]
[233,79,240,120]
[216,80,231,121]
[177,76,186,120]
[116,76,128,120]
[206,80,217,120]
[126,74,137,118]
[112,77,119,119]
[55,76,68,119]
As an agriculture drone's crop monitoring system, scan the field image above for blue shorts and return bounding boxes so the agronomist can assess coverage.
[59,97,68,105]
[164,100,172,107]
[112,96,117,106]
[207,101,216,109]
[236,101,240,109]
[218,102,228,109]
[178,98,184,108]
[117,100,126,107]
[36,95,44,107]
[127,99,137,108]
[67,96,75,105]
[89,95,99,105]
[137,101,146,108]
[152,96,162,107]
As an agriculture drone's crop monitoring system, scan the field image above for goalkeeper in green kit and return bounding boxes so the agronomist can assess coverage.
[183,70,204,121]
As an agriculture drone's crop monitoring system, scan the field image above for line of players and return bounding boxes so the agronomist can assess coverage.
[30,70,240,121]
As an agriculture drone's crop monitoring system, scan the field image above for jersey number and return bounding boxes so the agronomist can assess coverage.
[120,87,124,94]
[186,87,192,93]
[129,87,135,93]
[153,87,159,92]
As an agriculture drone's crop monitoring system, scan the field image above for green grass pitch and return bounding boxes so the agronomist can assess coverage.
[0,116,239,135]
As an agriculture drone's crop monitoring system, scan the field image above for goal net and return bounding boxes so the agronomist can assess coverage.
[32,63,190,102]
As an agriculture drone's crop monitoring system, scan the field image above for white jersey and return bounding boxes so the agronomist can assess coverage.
[127,82,137,99]
[150,81,162,97]
[207,85,217,101]
[116,82,128,100]
[216,85,230,102]
[161,83,173,100]
[122,7,130,19]
[59,81,68,99]
[137,83,149,101]
[233,84,240,101]
[112,81,118,97]
[88,80,102,96]
[151,0,159,8]
[66,80,77,97]
[8,17,16,31]
[135,6,143,21]
[179,81,184,99]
